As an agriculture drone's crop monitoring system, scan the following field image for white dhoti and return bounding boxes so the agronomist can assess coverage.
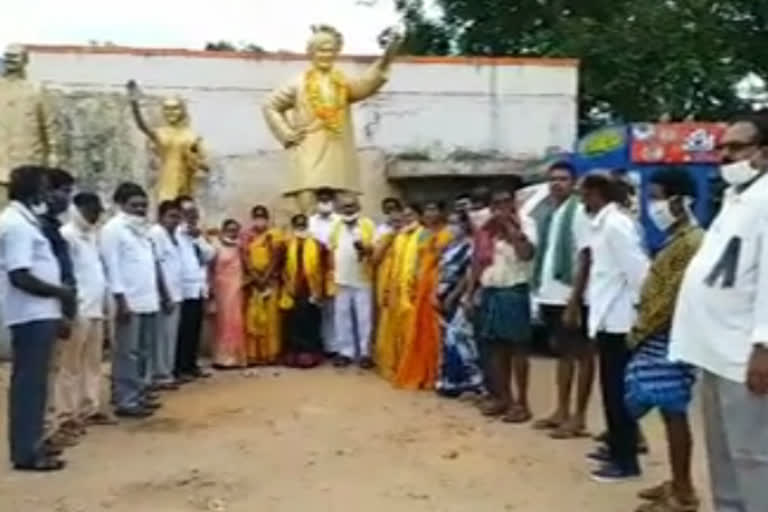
[333,285,373,360]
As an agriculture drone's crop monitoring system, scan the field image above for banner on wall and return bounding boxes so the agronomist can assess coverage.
[630,123,727,164]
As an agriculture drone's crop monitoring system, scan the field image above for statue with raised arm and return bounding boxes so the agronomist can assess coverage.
[126,80,209,202]
[263,25,402,213]
[0,44,59,184]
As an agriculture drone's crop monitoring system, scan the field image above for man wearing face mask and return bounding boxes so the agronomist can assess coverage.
[100,182,161,418]
[60,193,112,429]
[39,168,80,450]
[148,200,184,390]
[175,196,215,379]
[328,194,376,368]
[309,188,339,355]
[622,168,703,511]
[0,166,75,471]
[669,114,768,512]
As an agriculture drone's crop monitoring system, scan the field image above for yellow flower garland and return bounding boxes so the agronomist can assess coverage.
[305,68,348,134]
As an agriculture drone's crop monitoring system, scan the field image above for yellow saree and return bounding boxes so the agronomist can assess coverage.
[243,228,283,365]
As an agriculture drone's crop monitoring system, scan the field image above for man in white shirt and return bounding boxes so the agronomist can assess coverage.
[175,196,215,380]
[101,182,161,418]
[149,200,183,389]
[329,194,376,368]
[531,162,595,439]
[309,188,339,354]
[0,165,75,471]
[580,173,649,482]
[669,115,768,512]
[59,192,112,428]
[309,188,338,248]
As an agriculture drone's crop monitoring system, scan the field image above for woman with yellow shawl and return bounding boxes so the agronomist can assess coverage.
[373,203,405,380]
[394,201,453,390]
[280,214,327,368]
[242,205,283,366]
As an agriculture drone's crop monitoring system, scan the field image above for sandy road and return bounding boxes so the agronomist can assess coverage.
[0,360,712,512]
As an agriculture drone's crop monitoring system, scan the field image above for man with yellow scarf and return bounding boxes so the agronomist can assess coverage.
[280,214,327,369]
[328,194,376,368]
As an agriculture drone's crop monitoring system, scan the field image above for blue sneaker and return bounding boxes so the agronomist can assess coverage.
[590,463,641,483]
[585,446,612,463]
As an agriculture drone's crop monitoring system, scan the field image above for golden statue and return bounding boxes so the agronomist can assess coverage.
[263,25,402,212]
[126,80,209,202]
[0,44,59,184]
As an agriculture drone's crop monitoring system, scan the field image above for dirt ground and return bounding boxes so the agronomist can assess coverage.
[0,360,712,512]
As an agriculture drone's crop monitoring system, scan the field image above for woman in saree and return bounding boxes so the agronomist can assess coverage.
[373,207,404,380]
[280,214,327,369]
[242,205,283,366]
[435,210,483,397]
[394,201,453,390]
[210,219,247,369]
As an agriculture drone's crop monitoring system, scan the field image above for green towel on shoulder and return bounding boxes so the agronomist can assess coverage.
[531,195,578,291]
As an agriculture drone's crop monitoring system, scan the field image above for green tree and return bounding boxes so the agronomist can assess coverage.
[396,0,760,132]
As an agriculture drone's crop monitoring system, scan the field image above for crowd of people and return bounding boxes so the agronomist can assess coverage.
[2,113,768,512]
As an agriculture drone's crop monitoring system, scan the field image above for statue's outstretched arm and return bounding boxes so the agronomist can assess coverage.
[263,83,300,148]
[347,32,401,103]
[126,80,160,146]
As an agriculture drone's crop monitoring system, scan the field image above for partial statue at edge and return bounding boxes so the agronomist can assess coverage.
[0,44,59,184]
[263,24,402,213]
[126,80,209,202]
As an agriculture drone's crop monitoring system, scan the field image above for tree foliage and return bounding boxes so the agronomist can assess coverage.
[395,0,767,132]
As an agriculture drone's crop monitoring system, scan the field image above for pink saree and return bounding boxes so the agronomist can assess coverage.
[212,244,247,368]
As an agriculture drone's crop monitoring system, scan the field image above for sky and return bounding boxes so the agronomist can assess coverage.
[0,0,402,54]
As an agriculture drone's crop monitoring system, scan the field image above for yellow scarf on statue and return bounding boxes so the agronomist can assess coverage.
[280,235,323,310]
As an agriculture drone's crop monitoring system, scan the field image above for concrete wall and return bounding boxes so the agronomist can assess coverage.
[25,46,578,225]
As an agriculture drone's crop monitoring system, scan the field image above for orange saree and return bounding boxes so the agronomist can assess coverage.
[394,227,453,390]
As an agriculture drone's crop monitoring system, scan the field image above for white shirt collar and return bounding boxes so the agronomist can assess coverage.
[589,202,617,229]
[9,200,41,226]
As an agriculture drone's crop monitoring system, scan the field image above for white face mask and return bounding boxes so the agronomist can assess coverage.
[31,202,48,215]
[124,213,148,233]
[342,213,359,224]
[317,201,334,215]
[721,160,760,187]
[469,208,491,229]
[648,200,676,231]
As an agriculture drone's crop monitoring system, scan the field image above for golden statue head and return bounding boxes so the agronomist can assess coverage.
[162,96,188,126]
[307,25,343,72]
[3,44,28,78]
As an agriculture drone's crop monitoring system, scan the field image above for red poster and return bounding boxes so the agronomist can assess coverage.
[630,123,726,164]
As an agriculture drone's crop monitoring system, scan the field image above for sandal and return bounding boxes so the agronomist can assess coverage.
[502,405,533,424]
[549,423,589,439]
[86,413,118,426]
[635,494,699,512]
[638,481,672,502]
[480,400,509,417]
[532,417,563,430]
